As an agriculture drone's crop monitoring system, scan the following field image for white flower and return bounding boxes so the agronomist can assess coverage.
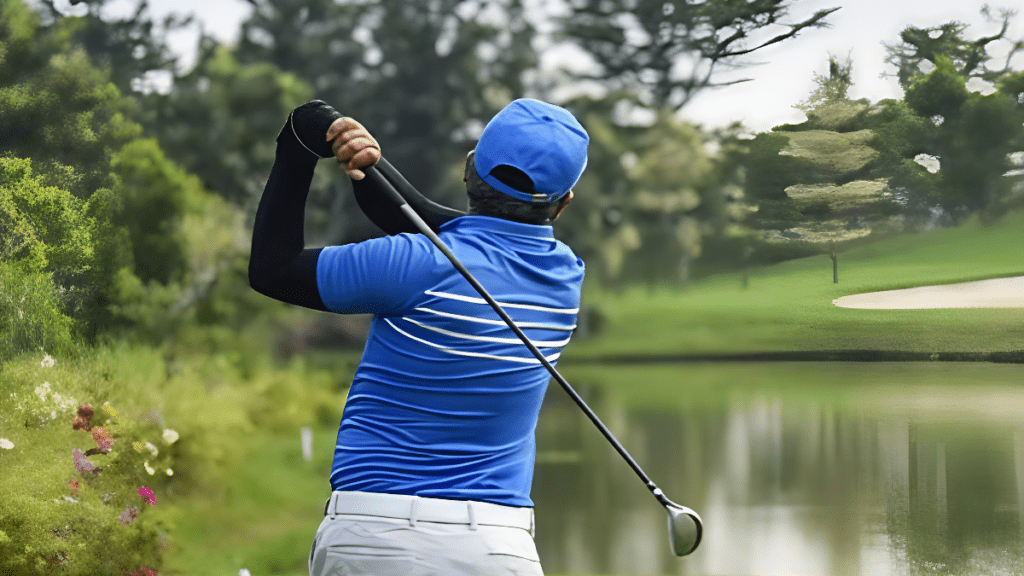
[41,354,55,368]
[0,438,14,449]
[239,569,252,576]
[144,442,159,456]
[34,382,51,400]
[162,428,179,445]
[144,461,155,475]
[165,468,174,476]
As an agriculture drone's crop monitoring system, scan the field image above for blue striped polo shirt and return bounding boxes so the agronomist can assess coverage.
[315,215,586,507]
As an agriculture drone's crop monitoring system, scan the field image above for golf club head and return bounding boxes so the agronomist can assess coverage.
[666,504,703,556]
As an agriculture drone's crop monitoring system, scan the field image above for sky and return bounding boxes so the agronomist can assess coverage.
[50,0,1024,133]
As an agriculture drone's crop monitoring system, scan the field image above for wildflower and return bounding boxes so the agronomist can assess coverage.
[128,567,158,576]
[102,402,118,418]
[119,505,139,525]
[165,468,173,477]
[0,438,13,450]
[72,449,101,477]
[138,486,156,505]
[90,427,115,453]
[162,429,179,444]
[68,479,80,495]
[143,442,158,456]
[72,405,94,431]
[41,354,55,368]
[133,441,145,453]
[144,461,155,475]
[35,382,51,400]
[240,570,252,576]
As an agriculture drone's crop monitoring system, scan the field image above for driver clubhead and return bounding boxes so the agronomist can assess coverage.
[666,504,703,556]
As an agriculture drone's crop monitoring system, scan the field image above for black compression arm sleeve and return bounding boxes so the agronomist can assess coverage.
[352,158,465,235]
[248,124,328,312]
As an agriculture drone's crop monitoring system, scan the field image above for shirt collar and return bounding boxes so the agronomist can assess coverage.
[440,215,555,238]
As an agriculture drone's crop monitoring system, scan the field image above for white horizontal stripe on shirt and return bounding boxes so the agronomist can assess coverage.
[414,307,577,332]
[384,319,561,365]
[425,290,579,314]
[401,318,572,347]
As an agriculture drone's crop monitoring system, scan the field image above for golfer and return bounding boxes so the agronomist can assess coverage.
[249,98,589,575]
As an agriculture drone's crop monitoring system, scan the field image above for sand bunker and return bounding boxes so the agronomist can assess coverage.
[833,276,1024,309]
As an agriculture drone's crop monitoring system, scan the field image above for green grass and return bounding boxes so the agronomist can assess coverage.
[568,210,1024,358]
[163,427,336,576]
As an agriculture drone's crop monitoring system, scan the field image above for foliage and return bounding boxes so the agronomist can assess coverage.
[138,46,314,207]
[0,335,353,575]
[0,0,267,345]
[555,95,751,284]
[899,55,1024,220]
[557,0,839,111]
[28,0,188,95]
[883,6,1024,89]
[743,132,804,202]
[0,262,76,362]
[796,54,855,112]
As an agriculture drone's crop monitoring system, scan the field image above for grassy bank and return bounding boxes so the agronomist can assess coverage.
[568,211,1024,359]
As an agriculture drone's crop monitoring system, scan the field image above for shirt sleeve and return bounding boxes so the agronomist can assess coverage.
[315,233,439,315]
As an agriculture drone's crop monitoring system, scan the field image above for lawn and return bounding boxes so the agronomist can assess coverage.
[567,210,1024,359]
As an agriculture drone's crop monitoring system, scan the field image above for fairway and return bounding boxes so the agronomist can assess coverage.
[568,210,1024,359]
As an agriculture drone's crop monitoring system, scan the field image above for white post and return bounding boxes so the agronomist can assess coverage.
[301,427,313,462]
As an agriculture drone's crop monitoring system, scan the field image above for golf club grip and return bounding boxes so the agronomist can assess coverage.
[363,165,664,498]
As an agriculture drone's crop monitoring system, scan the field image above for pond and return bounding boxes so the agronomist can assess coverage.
[532,362,1024,576]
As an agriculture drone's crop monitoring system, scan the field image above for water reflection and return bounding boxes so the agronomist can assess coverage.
[533,363,1024,576]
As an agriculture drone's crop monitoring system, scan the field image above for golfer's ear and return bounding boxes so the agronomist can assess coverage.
[551,190,573,221]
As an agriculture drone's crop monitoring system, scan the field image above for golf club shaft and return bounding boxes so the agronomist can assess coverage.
[365,166,674,509]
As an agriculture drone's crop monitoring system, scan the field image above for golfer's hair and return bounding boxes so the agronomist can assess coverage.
[464,154,561,225]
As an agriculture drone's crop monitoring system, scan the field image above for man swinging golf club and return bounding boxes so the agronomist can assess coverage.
[249,98,588,575]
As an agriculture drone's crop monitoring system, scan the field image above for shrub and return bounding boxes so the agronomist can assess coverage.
[0,262,76,362]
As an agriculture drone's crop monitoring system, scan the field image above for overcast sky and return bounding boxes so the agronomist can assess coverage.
[52,0,1023,132]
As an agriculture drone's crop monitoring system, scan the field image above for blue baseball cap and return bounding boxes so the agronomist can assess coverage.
[474,98,589,203]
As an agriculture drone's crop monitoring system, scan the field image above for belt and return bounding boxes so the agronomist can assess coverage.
[324,491,534,533]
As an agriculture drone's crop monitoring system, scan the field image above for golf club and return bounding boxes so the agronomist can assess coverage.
[364,164,703,557]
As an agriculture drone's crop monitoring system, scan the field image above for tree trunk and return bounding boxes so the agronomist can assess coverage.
[830,245,838,284]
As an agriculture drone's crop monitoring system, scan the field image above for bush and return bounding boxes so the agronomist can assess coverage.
[0,262,77,362]
[0,336,352,575]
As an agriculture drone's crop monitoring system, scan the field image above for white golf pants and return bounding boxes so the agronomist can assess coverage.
[309,491,544,576]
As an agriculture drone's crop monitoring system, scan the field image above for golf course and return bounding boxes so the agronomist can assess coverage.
[4,2,1024,573]
[151,210,1023,575]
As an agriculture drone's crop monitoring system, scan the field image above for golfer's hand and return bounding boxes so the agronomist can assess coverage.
[326,118,381,180]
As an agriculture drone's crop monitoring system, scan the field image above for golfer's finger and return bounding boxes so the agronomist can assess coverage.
[334,137,379,164]
[325,117,361,141]
[347,147,380,170]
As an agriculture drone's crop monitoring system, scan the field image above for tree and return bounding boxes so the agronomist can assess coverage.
[796,54,854,111]
[899,56,1024,221]
[883,6,1024,89]
[1,0,255,342]
[28,0,189,95]
[558,0,839,111]
[232,0,539,209]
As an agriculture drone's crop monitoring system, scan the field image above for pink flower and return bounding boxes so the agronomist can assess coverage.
[91,426,115,452]
[128,567,158,576]
[71,449,101,477]
[119,505,139,525]
[138,486,156,505]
